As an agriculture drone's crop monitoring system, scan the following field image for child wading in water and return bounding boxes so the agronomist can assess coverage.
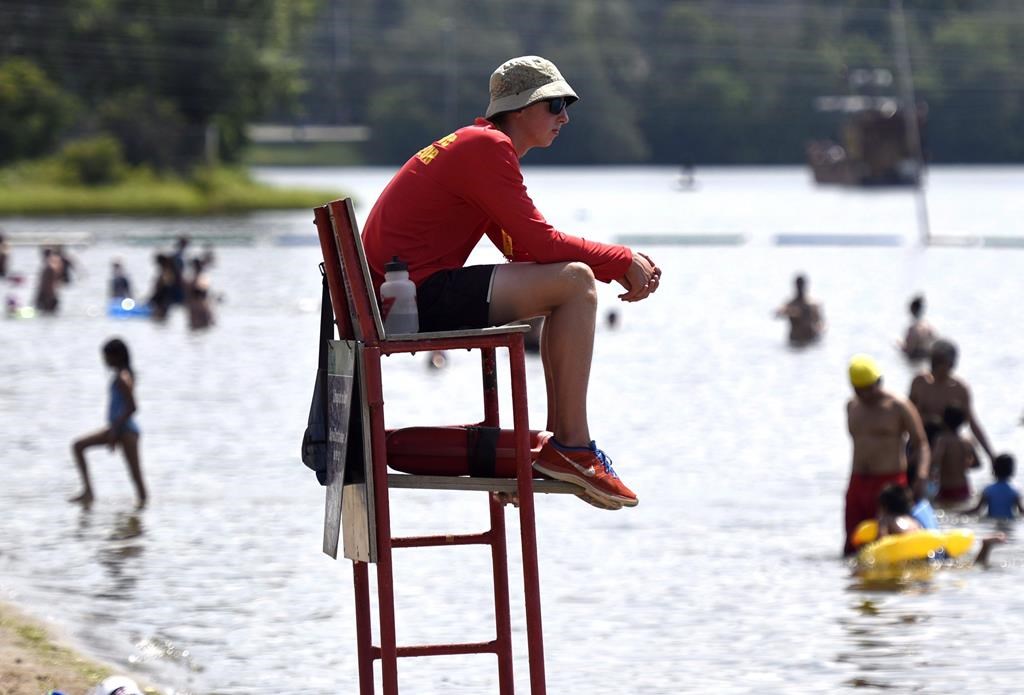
[69,338,147,508]
[931,405,979,504]
[964,453,1024,520]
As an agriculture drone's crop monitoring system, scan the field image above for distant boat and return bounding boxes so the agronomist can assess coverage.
[808,1,928,193]
[806,71,925,188]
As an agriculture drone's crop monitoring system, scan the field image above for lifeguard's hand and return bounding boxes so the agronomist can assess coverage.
[616,252,661,302]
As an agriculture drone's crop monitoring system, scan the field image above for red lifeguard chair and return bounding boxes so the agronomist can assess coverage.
[313,199,578,694]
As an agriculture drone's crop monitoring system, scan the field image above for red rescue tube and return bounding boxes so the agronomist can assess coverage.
[385,425,552,477]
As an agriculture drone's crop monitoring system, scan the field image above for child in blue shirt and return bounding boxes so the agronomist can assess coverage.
[965,453,1024,520]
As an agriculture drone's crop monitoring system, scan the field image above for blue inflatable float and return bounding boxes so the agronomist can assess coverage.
[107,297,152,318]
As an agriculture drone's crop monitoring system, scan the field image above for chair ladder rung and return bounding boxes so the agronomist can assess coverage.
[371,640,500,659]
[387,472,581,495]
[392,531,493,548]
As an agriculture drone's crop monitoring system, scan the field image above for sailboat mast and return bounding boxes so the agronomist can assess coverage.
[890,0,931,246]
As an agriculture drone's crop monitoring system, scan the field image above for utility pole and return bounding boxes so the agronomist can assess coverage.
[441,17,458,128]
[890,0,931,246]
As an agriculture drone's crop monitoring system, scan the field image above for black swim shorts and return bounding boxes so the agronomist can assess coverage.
[417,265,497,332]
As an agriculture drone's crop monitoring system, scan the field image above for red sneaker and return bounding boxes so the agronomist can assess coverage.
[575,488,623,511]
[534,440,637,509]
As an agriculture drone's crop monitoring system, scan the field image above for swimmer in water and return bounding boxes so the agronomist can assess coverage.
[897,294,936,361]
[774,274,824,346]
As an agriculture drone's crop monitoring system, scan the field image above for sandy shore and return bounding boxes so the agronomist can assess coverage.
[0,601,159,695]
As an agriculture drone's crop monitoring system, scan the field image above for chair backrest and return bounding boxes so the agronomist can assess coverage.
[313,203,355,341]
[330,198,386,343]
[314,199,387,344]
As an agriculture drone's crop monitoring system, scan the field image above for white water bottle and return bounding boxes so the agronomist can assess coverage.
[380,256,419,335]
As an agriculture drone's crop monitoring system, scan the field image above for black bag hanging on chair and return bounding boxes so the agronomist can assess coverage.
[301,265,332,485]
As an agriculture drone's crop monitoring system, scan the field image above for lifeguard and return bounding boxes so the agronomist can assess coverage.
[362,56,662,509]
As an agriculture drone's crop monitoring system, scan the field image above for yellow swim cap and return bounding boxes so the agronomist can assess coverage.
[849,354,882,388]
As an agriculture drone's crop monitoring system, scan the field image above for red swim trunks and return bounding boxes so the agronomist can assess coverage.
[844,471,907,555]
[935,484,971,504]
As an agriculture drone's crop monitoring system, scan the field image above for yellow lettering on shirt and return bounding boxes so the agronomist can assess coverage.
[415,145,439,165]
[414,133,458,165]
[501,229,513,258]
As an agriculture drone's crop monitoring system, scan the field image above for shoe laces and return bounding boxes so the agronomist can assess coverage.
[591,445,619,479]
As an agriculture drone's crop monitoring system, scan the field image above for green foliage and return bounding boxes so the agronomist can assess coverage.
[1,0,320,170]
[55,134,128,186]
[0,58,75,164]
[293,0,1024,165]
[97,90,186,170]
[554,1,650,163]
[927,12,1024,160]
[243,142,365,166]
[0,164,340,215]
[367,87,446,162]
[2,0,1024,167]
[189,165,256,195]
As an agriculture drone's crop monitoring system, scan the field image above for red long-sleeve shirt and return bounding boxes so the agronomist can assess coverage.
[362,118,632,289]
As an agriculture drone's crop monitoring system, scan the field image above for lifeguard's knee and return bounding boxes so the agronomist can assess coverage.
[562,262,597,303]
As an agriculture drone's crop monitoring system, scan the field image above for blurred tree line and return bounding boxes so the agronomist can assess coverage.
[2,0,1022,173]
[0,0,318,179]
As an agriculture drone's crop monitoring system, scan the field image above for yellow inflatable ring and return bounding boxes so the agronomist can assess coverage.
[851,519,879,547]
[937,529,975,558]
[857,529,976,566]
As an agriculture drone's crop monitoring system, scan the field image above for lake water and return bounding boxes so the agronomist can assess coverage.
[2,165,1024,694]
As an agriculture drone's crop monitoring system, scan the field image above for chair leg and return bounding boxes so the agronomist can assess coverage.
[489,494,515,694]
[377,549,398,695]
[509,340,547,694]
[483,346,517,692]
[364,350,400,695]
[353,561,375,695]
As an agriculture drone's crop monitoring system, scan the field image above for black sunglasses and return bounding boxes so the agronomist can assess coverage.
[546,97,571,114]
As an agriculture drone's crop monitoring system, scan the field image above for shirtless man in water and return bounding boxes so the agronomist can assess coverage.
[775,274,824,345]
[844,354,929,555]
[908,339,995,461]
[897,294,936,361]
[34,247,63,313]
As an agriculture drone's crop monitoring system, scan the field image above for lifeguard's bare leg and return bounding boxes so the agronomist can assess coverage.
[541,318,556,433]
[489,262,597,447]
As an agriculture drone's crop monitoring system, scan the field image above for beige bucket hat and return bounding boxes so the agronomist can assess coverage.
[485,56,579,118]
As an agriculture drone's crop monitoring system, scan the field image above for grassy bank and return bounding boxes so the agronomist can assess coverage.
[0,602,160,694]
[0,165,342,216]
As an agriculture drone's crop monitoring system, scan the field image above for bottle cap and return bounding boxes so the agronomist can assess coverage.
[384,256,408,273]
